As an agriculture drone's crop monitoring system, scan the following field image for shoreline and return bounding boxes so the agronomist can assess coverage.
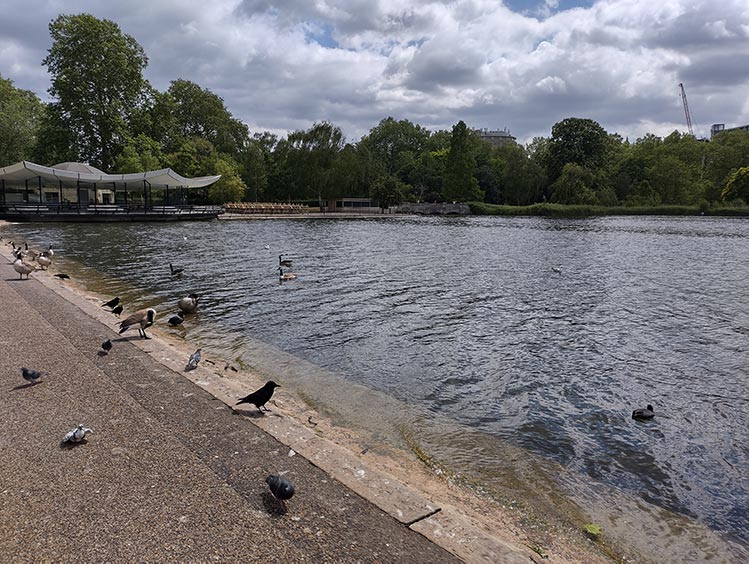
[3,224,745,562]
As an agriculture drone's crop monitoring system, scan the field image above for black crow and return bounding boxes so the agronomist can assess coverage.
[21,367,47,384]
[236,381,280,412]
[118,308,156,339]
[102,297,120,309]
[101,339,112,354]
[266,475,295,501]
[632,404,655,420]
[54,273,71,280]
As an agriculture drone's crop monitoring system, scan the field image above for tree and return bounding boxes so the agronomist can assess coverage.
[549,163,597,205]
[43,14,149,170]
[370,175,405,210]
[442,121,483,202]
[544,117,610,183]
[208,158,246,204]
[113,134,163,173]
[285,122,345,201]
[0,73,45,166]
[721,166,749,203]
[359,117,430,175]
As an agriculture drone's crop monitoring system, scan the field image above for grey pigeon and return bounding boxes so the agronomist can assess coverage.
[266,475,295,501]
[63,424,93,443]
[21,367,46,384]
[186,348,201,370]
[236,381,280,412]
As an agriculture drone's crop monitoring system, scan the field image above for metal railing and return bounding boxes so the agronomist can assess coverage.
[0,202,224,216]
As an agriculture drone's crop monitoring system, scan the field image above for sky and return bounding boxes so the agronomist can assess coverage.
[1,0,748,145]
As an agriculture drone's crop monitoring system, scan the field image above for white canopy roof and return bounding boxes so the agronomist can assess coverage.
[0,161,221,190]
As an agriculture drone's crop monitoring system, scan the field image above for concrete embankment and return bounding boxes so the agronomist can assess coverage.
[0,247,532,562]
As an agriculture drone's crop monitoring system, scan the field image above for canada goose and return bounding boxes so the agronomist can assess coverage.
[278,267,297,281]
[632,404,655,420]
[177,294,199,313]
[45,245,54,257]
[13,257,34,279]
[118,308,156,339]
[170,263,184,275]
[279,254,293,267]
[37,254,52,270]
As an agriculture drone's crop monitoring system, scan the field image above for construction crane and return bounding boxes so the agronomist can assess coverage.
[679,82,695,136]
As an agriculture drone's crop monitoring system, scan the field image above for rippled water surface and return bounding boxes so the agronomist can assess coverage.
[6,215,749,553]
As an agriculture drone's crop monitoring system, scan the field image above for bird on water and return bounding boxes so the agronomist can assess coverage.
[118,308,156,339]
[632,404,655,420]
[279,254,293,267]
[236,381,280,412]
[178,294,199,313]
[170,263,184,276]
[168,312,185,326]
[278,267,297,281]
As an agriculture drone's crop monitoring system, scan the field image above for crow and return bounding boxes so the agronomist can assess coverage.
[236,381,280,412]
[111,304,123,317]
[168,312,185,326]
[21,367,47,384]
[632,404,655,421]
[54,273,71,280]
[118,308,156,339]
[266,475,295,501]
[101,339,112,354]
[102,297,120,309]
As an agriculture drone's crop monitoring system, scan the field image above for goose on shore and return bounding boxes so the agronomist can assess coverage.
[118,308,156,339]
[278,267,297,281]
[13,257,34,279]
[37,254,52,270]
[177,294,199,313]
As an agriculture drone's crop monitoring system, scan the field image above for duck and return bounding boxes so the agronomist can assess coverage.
[279,254,293,267]
[278,267,297,281]
[170,263,184,276]
[13,256,34,279]
[177,293,199,313]
[632,404,655,420]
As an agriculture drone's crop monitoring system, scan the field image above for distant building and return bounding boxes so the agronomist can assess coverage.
[475,128,516,147]
[710,123,749,140]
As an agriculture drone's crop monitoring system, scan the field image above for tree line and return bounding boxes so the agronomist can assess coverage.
[2,13,748,207]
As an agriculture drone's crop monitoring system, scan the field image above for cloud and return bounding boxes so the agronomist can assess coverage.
[1,0,748,145]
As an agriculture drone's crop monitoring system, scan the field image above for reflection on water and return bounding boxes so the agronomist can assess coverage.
[5,215,749,557]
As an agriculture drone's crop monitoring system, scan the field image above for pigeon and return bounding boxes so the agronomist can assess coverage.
[169,263,184,275]
[632,404,655,421]
[266,475,295,501]
[54,273,71,280]
[102,297,120,309]
[168,312,185,326]
[118,308,156,339]
[111,304,123,317]
[101,339,112,354]
[236,381,280,412]
[21,367,47,384]
[186,348,202,370]
[62,424,93,444]
[177,294,199,313]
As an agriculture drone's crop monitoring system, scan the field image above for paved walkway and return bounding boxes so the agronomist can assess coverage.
[0,254,462,562]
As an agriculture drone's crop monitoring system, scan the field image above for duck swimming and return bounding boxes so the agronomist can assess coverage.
[632,404,655,420]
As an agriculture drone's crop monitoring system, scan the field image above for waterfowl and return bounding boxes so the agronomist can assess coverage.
[279,254,293,267]
[118,308,156,339]
[177,294,199,313]
[37,254,52,270]
[278,267,297,281]
[170,263,184,275]
[13,257,34,279]
[168,312,185,326]
[632,404,655,420]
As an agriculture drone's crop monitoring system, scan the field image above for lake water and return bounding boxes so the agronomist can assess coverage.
[5,215,748,557]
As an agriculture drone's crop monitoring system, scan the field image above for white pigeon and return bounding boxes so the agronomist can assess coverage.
[63,424,93,443]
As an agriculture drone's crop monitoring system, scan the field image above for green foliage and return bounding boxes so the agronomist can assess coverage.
[583,523,602,539]
[549,163,597,205]
[544,117,610,182]
[370,175,406,209]
[722,166,749,202]
[43,13,149,170]
[443,121,484,202]
[359,117,430,174]
[208,158,246,204]
[0,73,45,166]
[113,134,163,173]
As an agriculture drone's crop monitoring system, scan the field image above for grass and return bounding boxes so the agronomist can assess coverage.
[468,202,749,218]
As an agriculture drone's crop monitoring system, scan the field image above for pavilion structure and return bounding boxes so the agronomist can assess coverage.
[0,161,223,222]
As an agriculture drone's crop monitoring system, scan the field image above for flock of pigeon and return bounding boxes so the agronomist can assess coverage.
[7,238,295,505]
